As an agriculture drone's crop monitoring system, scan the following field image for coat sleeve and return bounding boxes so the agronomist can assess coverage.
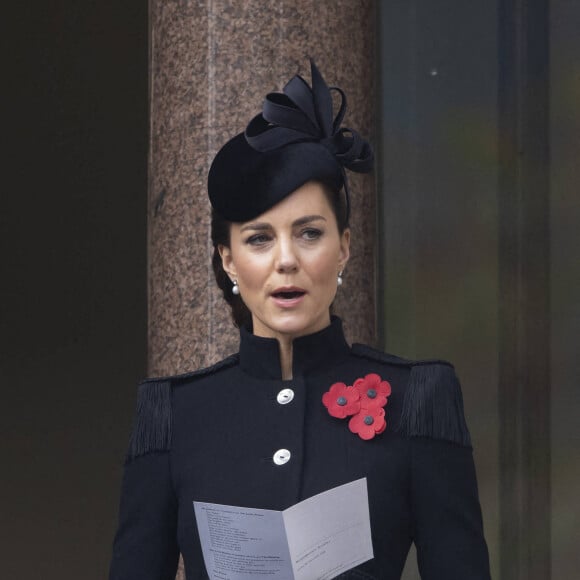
[109,381,180,580]
[401,363,491,579]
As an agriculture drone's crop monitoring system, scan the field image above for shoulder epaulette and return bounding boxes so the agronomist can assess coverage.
[399,362,472,447]
[352,344,470,447]
[126,354,239,461]
[127,379,172,461]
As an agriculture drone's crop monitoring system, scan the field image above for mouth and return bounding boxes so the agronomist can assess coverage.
[270,287,307,305]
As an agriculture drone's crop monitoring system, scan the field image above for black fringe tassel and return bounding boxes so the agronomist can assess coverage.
[127,380,172,461]
[398,363,472,447]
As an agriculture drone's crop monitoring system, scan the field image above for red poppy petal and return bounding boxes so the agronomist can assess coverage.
[323,392,341,408]
[362,399,386,411]
[344,400,361,415]
[347,388,360,400]
[376,395,388,407]
[360,396,387,411]
[348,413,362,431]
[331,382,347,394]
[381,380,392,396]
[357,426,376,440]
[353,381,366,396]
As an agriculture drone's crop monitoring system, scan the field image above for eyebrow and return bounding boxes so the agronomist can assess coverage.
[240,215,327,233]
[294,215,327,227]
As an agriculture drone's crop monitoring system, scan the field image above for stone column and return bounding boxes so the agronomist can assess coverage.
[149,1,376,575]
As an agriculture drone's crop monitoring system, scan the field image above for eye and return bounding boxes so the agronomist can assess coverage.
[301,228,323,241]
[245,233,272,246]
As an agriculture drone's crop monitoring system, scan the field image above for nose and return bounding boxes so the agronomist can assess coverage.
[275,237,299,273]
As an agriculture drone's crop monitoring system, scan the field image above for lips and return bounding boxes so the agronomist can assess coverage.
[271,286,306,300]
[272,290,305,300]
[272,286,306,300]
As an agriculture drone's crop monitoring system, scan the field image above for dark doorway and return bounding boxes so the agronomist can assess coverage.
[2,3,148,578]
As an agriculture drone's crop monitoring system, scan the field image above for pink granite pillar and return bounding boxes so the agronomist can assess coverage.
[148,0,376,368]
[149,1,376,576]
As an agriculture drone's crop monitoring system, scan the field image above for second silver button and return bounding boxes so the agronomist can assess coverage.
[273,449,291,465]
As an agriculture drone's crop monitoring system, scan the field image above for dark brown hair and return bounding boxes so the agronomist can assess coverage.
[211,182,349,328]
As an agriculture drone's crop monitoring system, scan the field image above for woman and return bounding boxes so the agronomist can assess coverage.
[110,62,490,579]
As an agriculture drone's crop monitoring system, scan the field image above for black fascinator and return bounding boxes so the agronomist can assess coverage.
[208,60,373,222]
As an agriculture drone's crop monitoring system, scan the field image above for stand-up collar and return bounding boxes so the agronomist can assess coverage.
[239,317,351,380]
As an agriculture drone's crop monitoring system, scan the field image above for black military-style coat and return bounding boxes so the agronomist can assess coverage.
[109,318,490,580]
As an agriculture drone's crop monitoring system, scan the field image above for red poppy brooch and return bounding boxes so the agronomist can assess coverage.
[322,374,392,440]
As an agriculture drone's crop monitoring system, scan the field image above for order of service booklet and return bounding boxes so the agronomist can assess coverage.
[193,478,374,580]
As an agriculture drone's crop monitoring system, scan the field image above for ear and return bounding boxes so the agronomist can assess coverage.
[338,228,350,271]
[218,245,238,280]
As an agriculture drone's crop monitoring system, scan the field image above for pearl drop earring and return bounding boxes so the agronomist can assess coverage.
[232,280,240,295]
[337,271,343,287]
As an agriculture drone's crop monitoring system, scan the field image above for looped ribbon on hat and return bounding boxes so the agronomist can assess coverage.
[245,61,373,219]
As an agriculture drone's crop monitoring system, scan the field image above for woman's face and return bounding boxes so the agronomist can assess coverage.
[219,181,350,342]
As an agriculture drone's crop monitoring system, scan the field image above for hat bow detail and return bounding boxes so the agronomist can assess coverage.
[245,60,373,175]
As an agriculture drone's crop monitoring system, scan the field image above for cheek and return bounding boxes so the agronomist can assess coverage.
[234,253,270,288]
[308,248,341,286]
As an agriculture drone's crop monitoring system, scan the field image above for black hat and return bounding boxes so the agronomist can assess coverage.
[208,61,373,222]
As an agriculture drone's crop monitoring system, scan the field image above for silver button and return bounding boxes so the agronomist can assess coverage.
[273,449,291,465]
[276,388,295,405]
